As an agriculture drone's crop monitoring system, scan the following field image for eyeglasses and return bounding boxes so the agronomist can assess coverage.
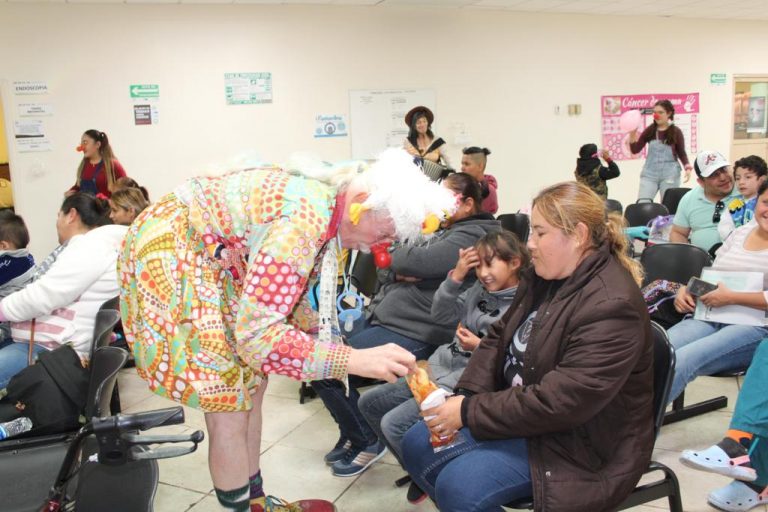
[713,200,725,223]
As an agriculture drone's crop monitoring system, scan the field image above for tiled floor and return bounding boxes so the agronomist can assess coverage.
[115,370,766,512]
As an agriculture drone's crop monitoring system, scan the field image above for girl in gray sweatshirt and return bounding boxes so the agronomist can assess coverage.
[358,231,530,471]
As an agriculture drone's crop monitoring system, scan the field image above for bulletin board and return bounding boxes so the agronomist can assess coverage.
[349,89,435,160]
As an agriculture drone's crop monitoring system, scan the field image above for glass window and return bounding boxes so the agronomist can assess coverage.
[734,80,768,140]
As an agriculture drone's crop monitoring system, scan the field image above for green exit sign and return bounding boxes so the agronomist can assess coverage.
[710,73,727,85]
[130,84,159,98]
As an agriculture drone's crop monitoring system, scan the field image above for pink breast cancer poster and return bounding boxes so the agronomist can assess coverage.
[601,93,699,161]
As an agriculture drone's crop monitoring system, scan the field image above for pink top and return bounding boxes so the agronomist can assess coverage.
[482,174,499,215]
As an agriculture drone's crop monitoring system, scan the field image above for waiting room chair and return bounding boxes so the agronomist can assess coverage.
[497,213,530,243]
[664,368,747,426]
[624,201,669,228]
[506,322,683,511]
[605,199,623,215]
[350,251,379,300]
[90,300,123,415]
[640,243,712,288]
[661,188,691,216]
[639,245,739,425]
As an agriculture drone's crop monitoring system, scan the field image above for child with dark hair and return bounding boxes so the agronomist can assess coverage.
[358,230,527,503]
[719,155,768,240]
[461,147,499,214]
[0,211,35,342]
[574,143,621,199]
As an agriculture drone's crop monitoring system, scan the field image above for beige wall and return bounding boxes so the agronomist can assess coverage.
[1,3,767,258]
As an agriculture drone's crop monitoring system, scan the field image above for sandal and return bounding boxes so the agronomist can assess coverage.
[708,481,768,512]
[679,444,757,482]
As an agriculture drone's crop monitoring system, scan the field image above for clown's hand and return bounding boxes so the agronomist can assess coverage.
[347,344,416,383]
[625,226,650,240]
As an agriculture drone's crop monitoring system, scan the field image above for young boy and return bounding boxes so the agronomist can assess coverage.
[0,210,35,343]
[718,155,768,241]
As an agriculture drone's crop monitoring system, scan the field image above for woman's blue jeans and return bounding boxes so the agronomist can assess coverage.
[311,324,437,449]
[402,421,532,512]
[0,341,47,389]
[668,319,767,402]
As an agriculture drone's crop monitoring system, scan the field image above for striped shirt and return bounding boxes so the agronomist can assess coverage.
[713,222,768,302]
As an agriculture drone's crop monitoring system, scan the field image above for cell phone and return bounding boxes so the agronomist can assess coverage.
[687,277,718,297]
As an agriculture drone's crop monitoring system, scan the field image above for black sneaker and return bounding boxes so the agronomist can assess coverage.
[330,440,387,477]
[323,437,352,466]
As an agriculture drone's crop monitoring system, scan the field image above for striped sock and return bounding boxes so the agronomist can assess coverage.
[249,471,265,505]
[215,483,250,512]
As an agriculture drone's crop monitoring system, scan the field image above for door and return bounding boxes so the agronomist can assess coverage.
[731,75,768,163]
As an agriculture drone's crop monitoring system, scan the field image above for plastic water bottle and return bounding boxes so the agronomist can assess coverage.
[0,417,33,440]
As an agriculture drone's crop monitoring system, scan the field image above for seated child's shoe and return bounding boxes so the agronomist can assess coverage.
[679,441,757,482]
[330,440,387,477]
[708,481,768,512]
[323,437,352,466]
[251,495,336,512]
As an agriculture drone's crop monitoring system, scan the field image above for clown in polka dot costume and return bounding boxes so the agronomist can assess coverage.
[117,149,458,510]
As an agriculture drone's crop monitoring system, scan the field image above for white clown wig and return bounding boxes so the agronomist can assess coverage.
[287,148,458,242]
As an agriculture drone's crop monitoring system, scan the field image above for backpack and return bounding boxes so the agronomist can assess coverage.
[642,279,685,329]
[0,344,89,436]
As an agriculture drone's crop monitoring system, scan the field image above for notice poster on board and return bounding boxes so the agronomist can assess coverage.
[350,89,435,160]
[601,93,699,161]
[225,73,272,105]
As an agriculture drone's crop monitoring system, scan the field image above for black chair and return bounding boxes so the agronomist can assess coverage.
[661,188,691,215]
[624,201,669,228]
[507,322,683,511]
[640,245,740,425]
[89,309,122,362]
[89,307,123,415]
[350,251,379,299]
[640,243,712,288]
[100,296,120,313]
[605,199,623,215]
[497,213,530,242]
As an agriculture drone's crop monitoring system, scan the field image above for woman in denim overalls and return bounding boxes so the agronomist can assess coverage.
[630,99,693,202]
[67,129,126,198]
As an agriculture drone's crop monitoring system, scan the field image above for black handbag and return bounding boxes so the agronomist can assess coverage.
[0,344,89,436]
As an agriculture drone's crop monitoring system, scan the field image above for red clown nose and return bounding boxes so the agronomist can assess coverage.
[76,145,84,152]
[371,243,392,269]
[652,113,660,121]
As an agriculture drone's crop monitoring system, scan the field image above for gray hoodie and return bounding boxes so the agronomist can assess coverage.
[368,213,500,344]
[428,277,518,390]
